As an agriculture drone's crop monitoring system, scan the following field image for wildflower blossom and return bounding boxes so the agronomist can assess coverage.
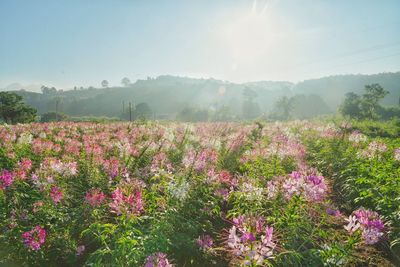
[348,131,367,143]
[85,188,106,207]
[266,180,278,200]
[50,186,63,204]
[150,152,174,174]
[239,182,263,201]
[0,170,14,189]
[144,252,173,267]
[282,171,328,202]
[326,208,343,218]
[197,235,213,251]
[344,208,385,245]
[359,141,388,159]
[394,148,400,161]
[103,158,120,179]
[22,226,46,250]
[109,187,144,216]
[168,180,190,201]
[227,216,276,266]
[17,132,33,144]
[76,245,85,256]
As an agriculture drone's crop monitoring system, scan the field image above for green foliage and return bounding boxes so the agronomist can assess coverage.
[121,102,153,121]
[176,107,208,122]
[269,94,331,121]
[40,112,69,122]
[340,83,390,120]
[304,124,400,259]
[0,92,37,124]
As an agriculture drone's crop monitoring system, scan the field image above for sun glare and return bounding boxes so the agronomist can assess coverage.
[225,0,278,66]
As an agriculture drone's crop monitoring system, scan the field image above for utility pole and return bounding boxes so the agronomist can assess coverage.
[129,102,132,122]
[122,101,125,114]
[55,98,59,121]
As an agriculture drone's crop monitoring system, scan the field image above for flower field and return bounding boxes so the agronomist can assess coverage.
[0,121,399,266]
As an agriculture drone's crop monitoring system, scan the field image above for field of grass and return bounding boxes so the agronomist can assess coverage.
[0,121,399,266]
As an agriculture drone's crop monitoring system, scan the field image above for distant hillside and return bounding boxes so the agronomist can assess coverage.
[293,72,400,110]
[7,72,400,119]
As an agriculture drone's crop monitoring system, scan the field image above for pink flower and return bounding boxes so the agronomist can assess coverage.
[0,170,14,189]
[22,226,46,250]
[144,252,173,267]
[50,186,63,204]
[196,235,213,250]
[85,188,106,207]
[345,208,385,245]
[241,232,256,243]
[326,208,343,218]
[227,217,276,265]
[103,158,120,179]
[76,245,85,256]
[109,187,144,216]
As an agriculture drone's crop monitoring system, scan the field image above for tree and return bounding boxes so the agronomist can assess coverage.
[360,83,389,119]
[40,111,68,122]
[243,87,258,101]
[275,96,294,120]
[242,100,261,119]
[101,80,109,88]
[121,77,131,87]
[339,92,363,119]
[41,85,57,95]
[134,102,152,120]
[339,84,389,120]
[0,92,37,124]
[242,87,261,119]
[176,107,209,122]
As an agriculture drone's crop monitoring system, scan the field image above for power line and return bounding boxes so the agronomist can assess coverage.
[322,51,400,70]
[272,41,400,73]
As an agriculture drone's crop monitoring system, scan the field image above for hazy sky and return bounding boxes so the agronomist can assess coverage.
[1,0,400,88]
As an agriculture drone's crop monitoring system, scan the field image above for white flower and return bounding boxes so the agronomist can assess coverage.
[344,215,360,233]
[17,133,33,144]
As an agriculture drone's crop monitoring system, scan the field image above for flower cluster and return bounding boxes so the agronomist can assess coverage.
[22,226,46,250]
[282,170,328,202]
[50,186,63,204]
[348,131,367,143]
[103,158,120,179]
[359,141,387,159]
[109,187,144,216]
[344,208,385,244]
[196,234,213,251]
[85,188,106,207]
[144,252,173,267]
[227,216,276,266]
[50,160,78,176]
[0,169,14,190]
[151,152,174,174]
[182,148,218,172]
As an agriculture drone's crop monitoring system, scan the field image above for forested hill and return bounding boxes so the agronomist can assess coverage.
[6,72,400,119]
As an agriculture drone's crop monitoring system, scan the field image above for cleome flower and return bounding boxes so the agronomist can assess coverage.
[50,186,63,204]
[109,186,144,216]
[281,170,328,202]
[394,148,400,161]
[197,234,214,251]
[0,169,14,190]
[227,216,276,266]
[85,188,106,207]
[144,252,173,267]
[22,226,46,251]
[344,208,385,245]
